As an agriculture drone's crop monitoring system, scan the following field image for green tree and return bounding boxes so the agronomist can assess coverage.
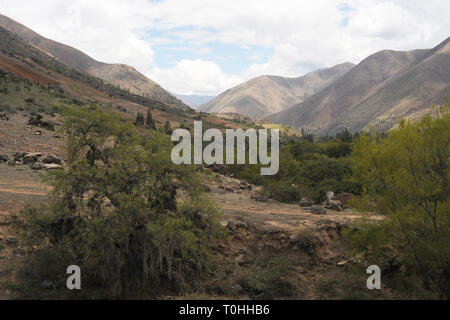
[164,120,172,135]
[134,111,145,126]
[15,105,223,298]
[145,109,155,129]
[347,106,450,298]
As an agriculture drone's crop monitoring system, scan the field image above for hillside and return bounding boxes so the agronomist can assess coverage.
[0,13,186,108]
[268,38,450,135]
[197,63,354,117]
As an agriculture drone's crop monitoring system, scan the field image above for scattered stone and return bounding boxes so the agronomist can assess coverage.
[311,205,327,215]
[42,154,62,165]
[299,197,313,207]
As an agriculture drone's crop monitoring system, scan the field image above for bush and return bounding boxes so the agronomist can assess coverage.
[239,256,295,299]
[347,105,450,299]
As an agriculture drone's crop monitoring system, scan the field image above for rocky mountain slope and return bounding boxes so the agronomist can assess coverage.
[268,38,450,135]
[0,13,186,108]
[197,63,355,117]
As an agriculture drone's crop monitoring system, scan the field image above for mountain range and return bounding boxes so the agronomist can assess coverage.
[197,62,354,117]
[173,93,214,108]
[268,38,450,135]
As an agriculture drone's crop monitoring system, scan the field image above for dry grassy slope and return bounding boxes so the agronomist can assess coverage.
[197,63,355,117]
[0,13,186,108]
[268,46,435,135]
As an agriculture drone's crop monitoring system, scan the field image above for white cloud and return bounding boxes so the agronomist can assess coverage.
[147,59,241,95]
[0,0,449,95]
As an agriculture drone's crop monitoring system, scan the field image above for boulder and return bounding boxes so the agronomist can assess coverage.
[326,191,335,202]
[325,200,344,211]
[42,154,62,165]
[0,154,8,162]
[299,197,313,207]
[311,205,327,215]
[24,152,42,164]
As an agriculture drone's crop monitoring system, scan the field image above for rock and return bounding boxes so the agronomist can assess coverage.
[24,152,42,164]
[29,163,44,170]
[337,260,348,267]
[311,205,327,215]
[254,194,268,202]
[35,130,42,136]
[43,163,63,171]
[333,193,355,206]
[13,152,24,159]
[42,154,62,165]
[325,200,344,211]
[40,280,53,290]
[260,224,281,234]
[13,248,24,255]
[227,221,248,233]
[231,284,243,295]
[7,160,16,167]
[5,236,18,244]
[326,191,335,202]
[0,154,8,162]
[299,197,313,207]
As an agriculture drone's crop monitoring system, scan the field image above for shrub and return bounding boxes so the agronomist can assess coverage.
[14,105,224,298]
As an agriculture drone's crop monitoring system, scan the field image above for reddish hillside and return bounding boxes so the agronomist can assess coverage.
[0,54,58,85]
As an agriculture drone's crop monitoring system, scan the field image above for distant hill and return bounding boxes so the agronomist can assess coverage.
[268,38,450,135]
[0,13,186,108]
[197,63,355,117]
[173,93,214,108]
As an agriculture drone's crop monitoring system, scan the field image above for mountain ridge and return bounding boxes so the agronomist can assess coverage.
[197,62,355,117]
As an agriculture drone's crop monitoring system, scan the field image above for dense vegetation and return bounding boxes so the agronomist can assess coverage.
[13,105,224,298]
[227,130,362,203]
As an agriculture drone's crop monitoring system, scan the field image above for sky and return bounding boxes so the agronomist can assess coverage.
[0,0,449,96]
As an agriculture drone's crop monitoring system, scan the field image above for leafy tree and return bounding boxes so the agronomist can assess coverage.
[15,105,224,298]
[346,106,450,298]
